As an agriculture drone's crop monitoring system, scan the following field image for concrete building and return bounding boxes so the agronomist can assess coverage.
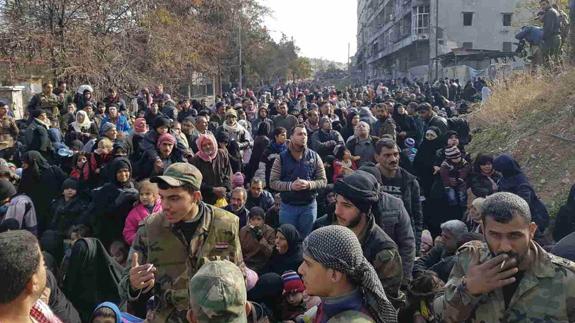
[355,0,531,83]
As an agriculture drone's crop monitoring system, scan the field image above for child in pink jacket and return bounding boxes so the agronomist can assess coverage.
[123,179,162,245]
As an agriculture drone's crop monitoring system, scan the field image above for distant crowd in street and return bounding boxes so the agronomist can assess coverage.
[0,55,574,323]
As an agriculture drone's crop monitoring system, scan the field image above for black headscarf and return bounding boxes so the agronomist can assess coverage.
[334,170,380,214]
[20,150,51,181]
[256,121,271,137]
[107,157,133,188]
[267,224,303,275]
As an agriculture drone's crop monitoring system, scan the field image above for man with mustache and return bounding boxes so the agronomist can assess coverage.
[435,192,575,322]
[375,138,423,257]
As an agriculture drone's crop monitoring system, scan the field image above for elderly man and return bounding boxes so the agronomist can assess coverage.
[435,192,575,322]
[225,187,250,228]
[413,220,468,281]
[299,226,398,322]
[346,121,378,166]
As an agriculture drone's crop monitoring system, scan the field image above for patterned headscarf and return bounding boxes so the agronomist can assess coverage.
[303,225,398,323]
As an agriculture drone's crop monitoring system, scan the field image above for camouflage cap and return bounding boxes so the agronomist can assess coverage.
[151,162,202,191]
[188,260,247,323]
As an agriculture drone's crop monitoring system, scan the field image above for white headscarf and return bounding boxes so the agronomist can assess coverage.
[70,110,92,133]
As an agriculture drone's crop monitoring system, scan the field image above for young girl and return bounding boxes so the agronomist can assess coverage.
[332,145,358,183]
[122,180,162,245]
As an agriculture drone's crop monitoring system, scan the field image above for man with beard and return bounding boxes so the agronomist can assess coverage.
[225,187,250,228]
[273,102,298,138]
[270,124,327,237]
[371,103,396,140]
[435,192,575,322]
[375,139,423,255]
[313,170,405,309]
[417,103,448,140]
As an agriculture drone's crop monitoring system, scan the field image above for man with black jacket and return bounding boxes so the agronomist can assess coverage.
[360,164,416,285]
[313,170,405,309]
[375,139,423,255]
[417,102,448,140]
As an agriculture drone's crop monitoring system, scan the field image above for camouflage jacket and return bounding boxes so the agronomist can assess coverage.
[435,240,575,323]
[357,216,405,310]
[119,202,243,323]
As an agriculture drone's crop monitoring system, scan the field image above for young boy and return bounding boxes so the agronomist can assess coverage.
[280,271,307,321]
[49,178,88,233]
[239,206,275,273]
[440,146,471,208]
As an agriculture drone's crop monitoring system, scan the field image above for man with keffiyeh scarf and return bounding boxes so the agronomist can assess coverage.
[299,225,398,323]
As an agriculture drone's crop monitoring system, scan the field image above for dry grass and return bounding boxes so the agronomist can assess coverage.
[466,66,575,216]
[469,68,575,127]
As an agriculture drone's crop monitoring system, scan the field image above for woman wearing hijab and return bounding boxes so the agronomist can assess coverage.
[263,223,303,275]
[392,104,417,148]
[493,154,550,232]
[190,133,233,205]
[342,111,360,142]
[413,126,444,198]
[414,127,447,237]
[19,151,68,234]
[245,122,271,183]
[65,110,98,146]
[247,223,304,316]
[64,238,125,322]
[553,184,575,241]
[81,157,138,249]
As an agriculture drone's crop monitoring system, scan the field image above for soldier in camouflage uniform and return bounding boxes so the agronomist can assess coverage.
[435,192,575,322]
[313,170,405,309]
[119,163,243,323]
[27,83,60,119]
[187,260,248,323]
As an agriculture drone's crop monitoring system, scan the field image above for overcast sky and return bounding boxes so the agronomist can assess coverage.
[258,0,357,63]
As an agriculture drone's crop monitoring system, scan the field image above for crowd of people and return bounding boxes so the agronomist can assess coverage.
[0,76,574,323]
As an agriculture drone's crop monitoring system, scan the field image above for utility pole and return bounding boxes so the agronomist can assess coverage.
[238,12,243,91]
[435,0,439,81]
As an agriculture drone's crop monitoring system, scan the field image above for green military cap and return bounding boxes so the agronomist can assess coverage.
[151,162,202,191]
[188,260,247,323]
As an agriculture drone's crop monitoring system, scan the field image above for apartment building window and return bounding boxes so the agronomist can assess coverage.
[416,5,430,34]
[462,42,473,49]
[502,42,512,52]
[503,13,512,26]
[463,12,474,26]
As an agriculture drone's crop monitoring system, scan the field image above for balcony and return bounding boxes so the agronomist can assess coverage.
[367,32,429,64]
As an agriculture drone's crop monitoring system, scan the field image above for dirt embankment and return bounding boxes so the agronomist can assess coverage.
[466,69,575,216]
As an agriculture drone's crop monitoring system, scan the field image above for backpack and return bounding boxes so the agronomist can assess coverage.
[447,117,472,145]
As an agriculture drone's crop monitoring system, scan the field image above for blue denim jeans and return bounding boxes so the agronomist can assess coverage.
[279,200,317,237]
[445,187,467,207]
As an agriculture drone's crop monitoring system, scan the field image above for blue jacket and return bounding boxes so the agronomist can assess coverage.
[515,26,544,45]
[100,115,131,134]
